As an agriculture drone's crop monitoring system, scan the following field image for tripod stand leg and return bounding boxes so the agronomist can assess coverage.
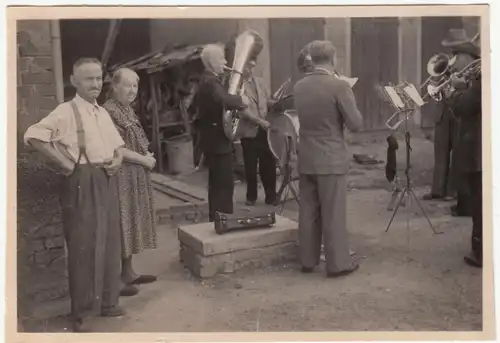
[385,187,408,232]
[408,188,443,234]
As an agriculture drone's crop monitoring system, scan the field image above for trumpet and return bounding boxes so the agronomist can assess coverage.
[426,58,481,101]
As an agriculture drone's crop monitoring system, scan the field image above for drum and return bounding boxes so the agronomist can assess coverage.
[267,109,299,165]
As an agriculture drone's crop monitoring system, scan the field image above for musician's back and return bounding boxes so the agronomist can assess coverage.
[293,71,363,175]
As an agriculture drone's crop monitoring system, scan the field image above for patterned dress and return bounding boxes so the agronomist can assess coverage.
[103,98,157,258]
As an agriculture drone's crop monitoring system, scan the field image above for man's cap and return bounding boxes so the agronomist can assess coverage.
[441,28,480,58]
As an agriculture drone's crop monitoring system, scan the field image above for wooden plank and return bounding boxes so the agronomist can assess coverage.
[150,173,207,201]
[269,18,294,93]
[351,18,399,131]
[152,182,205,204]
[149,75,163,173]
[101,19,122,69]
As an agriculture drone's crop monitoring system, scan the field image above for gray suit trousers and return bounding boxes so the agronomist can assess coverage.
[298,173,351,273]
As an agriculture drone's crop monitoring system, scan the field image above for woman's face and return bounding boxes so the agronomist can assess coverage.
[113,73,139,105]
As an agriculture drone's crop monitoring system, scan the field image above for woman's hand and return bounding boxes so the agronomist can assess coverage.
[142,155,157,170]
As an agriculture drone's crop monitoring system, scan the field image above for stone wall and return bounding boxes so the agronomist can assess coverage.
[17,20,68,321]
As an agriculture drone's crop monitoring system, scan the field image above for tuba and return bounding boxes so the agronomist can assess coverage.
[222,29,264,141]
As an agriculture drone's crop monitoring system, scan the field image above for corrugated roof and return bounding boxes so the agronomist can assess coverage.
[108,42,224,75]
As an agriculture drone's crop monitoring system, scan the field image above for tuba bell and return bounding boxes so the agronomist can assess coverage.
[222,29,264,141]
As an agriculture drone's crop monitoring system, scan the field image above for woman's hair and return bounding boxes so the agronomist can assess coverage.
[107,68,140,99]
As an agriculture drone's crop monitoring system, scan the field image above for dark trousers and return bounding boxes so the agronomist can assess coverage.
[60,164,121,319]
[205,152,234,221]
[469,171,482,259]
[455,172,472,215]
[240,128,277,204]
[431,108,457,197]
[299,173,351,274]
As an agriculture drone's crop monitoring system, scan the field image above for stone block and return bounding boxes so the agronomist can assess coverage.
[21,70,54,85]
[178,215,299,278]
[44,236,65,249]
[33,57,53,70]
[19,57,33,71]
[34,84,56,97]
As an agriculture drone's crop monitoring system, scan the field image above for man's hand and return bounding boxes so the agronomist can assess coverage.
[59,162,75,176]
[259,119,271,130]
[449,73,468,90]
[242,94,251,107]
[104,151,123,176]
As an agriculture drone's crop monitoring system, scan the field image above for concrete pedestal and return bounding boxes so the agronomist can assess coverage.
[178,215,298,278]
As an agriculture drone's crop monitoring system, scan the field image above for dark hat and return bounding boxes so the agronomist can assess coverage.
[297,43,314,73]
[441,28,481,58]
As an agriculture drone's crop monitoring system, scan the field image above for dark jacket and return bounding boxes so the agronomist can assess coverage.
[454,75,482,173]
[293,69,364,175]
[196,71,245,154]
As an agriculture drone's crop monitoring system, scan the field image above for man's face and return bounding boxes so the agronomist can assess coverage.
[243,60,256,78]
[212,49,227,74]
[450,52,475,74]
[71,62,103,101]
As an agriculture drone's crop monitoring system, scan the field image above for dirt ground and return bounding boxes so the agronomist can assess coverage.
[20,134,482,332]
[24,187,482,333]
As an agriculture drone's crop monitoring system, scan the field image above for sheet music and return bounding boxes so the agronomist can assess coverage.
[384,86,405,109]
[337,75,358,88]
[403,83,425,107]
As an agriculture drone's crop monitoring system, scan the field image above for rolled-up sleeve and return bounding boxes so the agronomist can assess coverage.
[23,104,67,146]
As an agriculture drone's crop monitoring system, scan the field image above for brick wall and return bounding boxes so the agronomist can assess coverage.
[17,20,68,321]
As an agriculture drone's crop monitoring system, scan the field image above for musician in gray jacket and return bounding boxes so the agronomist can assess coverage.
[293,40,363,277]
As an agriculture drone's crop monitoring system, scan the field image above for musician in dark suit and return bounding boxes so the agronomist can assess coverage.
[293,40,363,277]
[196,44,247,221]
[422,32,467,203]
[447,39,482,268]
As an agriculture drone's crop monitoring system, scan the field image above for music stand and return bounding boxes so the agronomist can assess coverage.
[274,136,300,214]
[382,82,442,235]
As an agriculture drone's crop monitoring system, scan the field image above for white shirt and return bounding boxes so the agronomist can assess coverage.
[24,94,125,164]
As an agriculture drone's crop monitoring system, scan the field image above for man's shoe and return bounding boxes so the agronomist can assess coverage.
[327,262,359,278]
[301,266,314,273]
[422,193,441,200]
[245,200,256,206]
[71,318,88,332]
[101,306,126,317]
[464,253,482,268]
[120,284,139,297]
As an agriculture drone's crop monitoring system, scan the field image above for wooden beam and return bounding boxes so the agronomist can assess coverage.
[149,75,163,173]
[101,19,122,69]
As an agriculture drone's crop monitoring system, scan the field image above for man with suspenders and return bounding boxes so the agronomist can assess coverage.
[24,58,125,331]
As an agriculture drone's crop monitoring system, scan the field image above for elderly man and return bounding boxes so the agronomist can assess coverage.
[196,44,247,221]
[24,57,125,331]
[293,41,363,277]
[234,57,277,206]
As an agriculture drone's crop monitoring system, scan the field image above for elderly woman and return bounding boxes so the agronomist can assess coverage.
[103,68,157,296]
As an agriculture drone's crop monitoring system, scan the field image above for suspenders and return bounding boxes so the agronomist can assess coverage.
[69,100,91,166]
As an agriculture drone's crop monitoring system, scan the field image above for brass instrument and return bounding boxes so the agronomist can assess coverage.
[421,53,457,101]
[426,58,481,100]
[222,29,263,141]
